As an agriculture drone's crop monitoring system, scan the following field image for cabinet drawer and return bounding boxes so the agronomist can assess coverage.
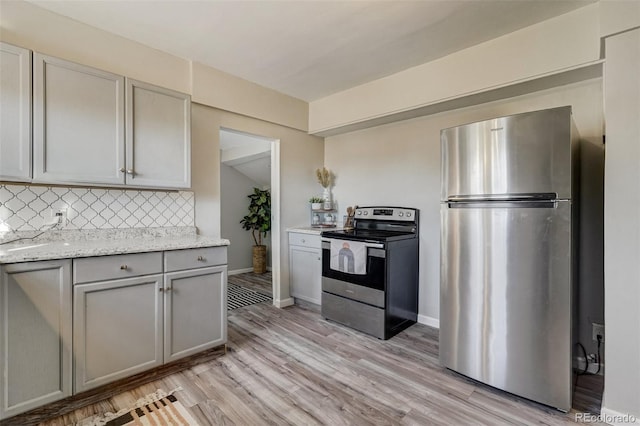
[73,252,163,284]
[288,232,320,249]
[164,247,227,272]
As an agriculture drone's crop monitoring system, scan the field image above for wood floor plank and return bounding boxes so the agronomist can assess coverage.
[30,301,603,426]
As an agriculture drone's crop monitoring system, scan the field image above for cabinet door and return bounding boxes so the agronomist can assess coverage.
[74,275,163,392]
[164,265,226,362]
[126,79,191,189]
[0,260,72,420]
[289,246,322,304]
[33,54,125,185]
[0,42,32,182]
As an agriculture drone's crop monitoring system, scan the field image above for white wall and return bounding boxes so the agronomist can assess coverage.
[602,28,640,421]
[191,62,308,132]
[220,164,264,272]
[191,103,324,304]
[325,79,603,332]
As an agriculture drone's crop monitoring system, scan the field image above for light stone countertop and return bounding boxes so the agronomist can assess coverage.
[286,227,323,235]
[0,227,229,264]
[286,226,343,235]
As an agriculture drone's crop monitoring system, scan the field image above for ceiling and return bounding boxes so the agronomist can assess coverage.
[28,0,593,101]
[220,129,272,187]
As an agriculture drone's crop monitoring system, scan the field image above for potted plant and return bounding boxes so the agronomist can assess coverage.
[240,187,271,274]
[309,196,325,210]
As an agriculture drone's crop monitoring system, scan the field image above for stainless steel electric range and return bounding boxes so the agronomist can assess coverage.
[320,206,419,339]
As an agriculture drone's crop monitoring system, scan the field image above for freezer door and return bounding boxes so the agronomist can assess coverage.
[441,106,573,200]
[440,200,573,411]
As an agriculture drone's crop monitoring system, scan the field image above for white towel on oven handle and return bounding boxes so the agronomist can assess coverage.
[329,239,367,275]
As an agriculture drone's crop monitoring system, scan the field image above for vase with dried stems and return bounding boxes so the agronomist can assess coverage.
[316,167,333,210]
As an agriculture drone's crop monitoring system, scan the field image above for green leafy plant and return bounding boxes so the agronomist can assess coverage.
[240,188,271,246]
[309,196,325,203]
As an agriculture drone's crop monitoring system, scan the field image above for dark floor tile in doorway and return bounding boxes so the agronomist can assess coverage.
[228,271,272,295]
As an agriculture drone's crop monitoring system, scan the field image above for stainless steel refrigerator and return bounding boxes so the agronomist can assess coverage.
[439,106,578,412]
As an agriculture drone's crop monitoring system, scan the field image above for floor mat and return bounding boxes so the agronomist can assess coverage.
[228,283,272,310]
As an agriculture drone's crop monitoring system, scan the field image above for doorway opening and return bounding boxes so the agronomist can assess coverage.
[219,128,281,307]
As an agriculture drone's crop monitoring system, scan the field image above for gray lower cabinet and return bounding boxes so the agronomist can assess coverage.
[73,248,226,392]
[164,265,227,362]
[0,246,226,418]
[0,42,32,182]
[73,274,164,393]
[288,232,322,305]
[0,260,72,420]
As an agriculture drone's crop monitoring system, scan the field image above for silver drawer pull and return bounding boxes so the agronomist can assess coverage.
[159,288,164,293]
[166,287,172,292]
[302,239,306,243]
[120,265,128,270]
[345,289,355,294]
[197,256,206,261]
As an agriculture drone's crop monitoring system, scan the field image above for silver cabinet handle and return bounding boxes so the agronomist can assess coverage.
[301,239,306,243]
[119,167,126,173]
[159,287,164,293]
[166,287,172,292]
[197,256,205,261]
[126,169,134,175]
[120,265,128,270]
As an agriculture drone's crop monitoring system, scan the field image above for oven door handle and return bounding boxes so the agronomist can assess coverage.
[321,240,384,250]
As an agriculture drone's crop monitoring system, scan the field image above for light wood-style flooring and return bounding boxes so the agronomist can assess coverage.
[228,271,272,295]
[38,301,604,425]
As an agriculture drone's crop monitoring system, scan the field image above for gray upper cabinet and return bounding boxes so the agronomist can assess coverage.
[126,79,191,189]
[0,42,32,182]
[0,260,72,420]
[31,54,191,189]
[33,53,126,186]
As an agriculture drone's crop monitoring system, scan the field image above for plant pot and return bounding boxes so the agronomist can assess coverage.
[252,245,267,274]
[311,202,323,210]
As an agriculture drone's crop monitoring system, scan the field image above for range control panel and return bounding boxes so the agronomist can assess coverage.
[355,207,417,222]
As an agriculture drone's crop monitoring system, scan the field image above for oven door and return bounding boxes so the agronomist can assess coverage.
[321,239,386,291]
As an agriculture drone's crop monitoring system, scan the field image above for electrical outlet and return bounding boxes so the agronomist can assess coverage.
[592,323,604,342]
[50,208,67,226]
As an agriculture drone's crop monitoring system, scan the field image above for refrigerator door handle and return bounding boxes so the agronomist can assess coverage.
[447,193,558,202]
[447,200,558,209]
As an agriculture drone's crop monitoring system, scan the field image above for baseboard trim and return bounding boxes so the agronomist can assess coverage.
[274,297,294,308]
[228,268,253,276]
[597,407,640,425]
[418,314,440,329]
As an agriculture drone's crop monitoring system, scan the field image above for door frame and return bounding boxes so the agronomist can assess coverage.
[219,127,290,308]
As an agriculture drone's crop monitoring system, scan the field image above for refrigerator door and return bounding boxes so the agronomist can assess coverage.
[441,106,572,201]
[440,200,572,411]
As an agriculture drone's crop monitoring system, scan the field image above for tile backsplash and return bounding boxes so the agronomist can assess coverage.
[0,184,194,232]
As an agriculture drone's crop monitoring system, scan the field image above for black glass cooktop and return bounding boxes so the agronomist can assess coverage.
[321,228,416,243]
